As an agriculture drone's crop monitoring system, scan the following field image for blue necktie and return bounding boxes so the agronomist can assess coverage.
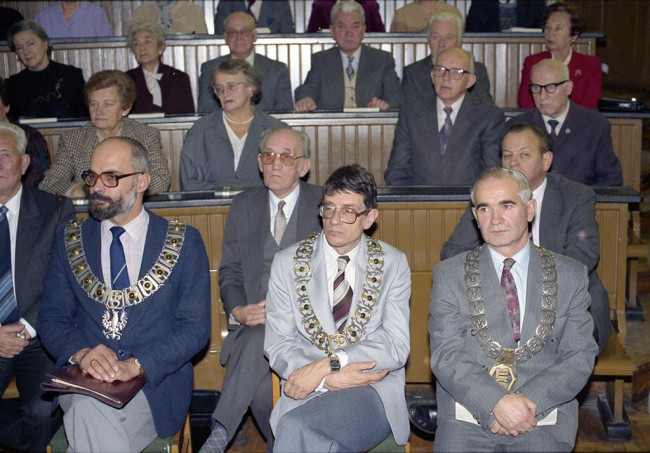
[439,106,453,156]
[548,119,559,140]
[0,206,19,324]
[110,227,130,290]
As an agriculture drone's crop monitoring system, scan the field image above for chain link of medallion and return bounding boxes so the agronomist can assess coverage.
[464,246,558,364]
[293,233,384,355]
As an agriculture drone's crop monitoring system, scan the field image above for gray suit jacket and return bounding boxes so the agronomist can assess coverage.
[384,92,504,185]
[264,233,412,444]
[294,46,404,110]
[430,244,598,447]
[402,55,493,104]
[197,53,293,113]
[179,110,287,190]
[440,173,611,353]
[15,186,75,328]
[510,102,622,186]
[214,0,294,34]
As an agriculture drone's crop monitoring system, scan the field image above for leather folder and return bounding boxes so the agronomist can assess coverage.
[41,365,145,409]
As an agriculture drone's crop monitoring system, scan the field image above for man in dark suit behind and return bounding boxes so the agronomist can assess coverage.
[385,47,503,186]
[294,0,403,112]
[402,12,492,103]
[200,128,322,453]
[441,123,611,354]
[0,122,75,451]
[510,59,622,186]
[214,0,294,34]
[198,12,293,113]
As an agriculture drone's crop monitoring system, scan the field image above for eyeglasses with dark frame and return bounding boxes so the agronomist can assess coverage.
[318,203,370,224]
[528,80,569,95]
[81,170,143,188]
[258,151,305,167]
[213,82,245,96]
[431,65,472,80]
[225,28,254,38]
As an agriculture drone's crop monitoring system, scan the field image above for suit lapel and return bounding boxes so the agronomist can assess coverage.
[538,177,561,249]
[249,189,269,282]
[235,117,261,177]
[325,48,345,104]
[521,246,543,341]
[444,94,474,164]
[308,234,337,334]
[556,103,576,145]
[14,189,42,304]
[349,234,368,322]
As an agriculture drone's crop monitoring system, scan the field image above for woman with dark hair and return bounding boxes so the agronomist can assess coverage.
[518,1,602,109]
[179,59,286,191]
[0,77,51,187]
[39,70,170,197]
[5,19,86,120]
[126,21,194,114]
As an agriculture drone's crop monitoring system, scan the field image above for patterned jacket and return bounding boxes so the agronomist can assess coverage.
[39,118,170,195]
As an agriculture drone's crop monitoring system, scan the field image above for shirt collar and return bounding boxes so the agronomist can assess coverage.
[2,185,23,215]
[101,208,149,245]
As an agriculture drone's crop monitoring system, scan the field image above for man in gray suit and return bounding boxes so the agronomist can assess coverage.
[198,12,293,113]
[199,128,321,453]
[441,123,611,354]
[430,167,598,451]
[402,12,493,103]
[294,1,403,112]
[0,123,74,451]
[385,47,503,185]
[264,165,411,452]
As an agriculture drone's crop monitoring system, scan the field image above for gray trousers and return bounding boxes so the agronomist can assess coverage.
[274,386,391,453]
[59,390,157,452]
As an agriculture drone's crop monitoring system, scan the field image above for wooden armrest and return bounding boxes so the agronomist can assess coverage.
[593,331,635,377]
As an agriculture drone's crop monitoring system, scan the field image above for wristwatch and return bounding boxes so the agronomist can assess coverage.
[329,354,341,373]
[133,357,146,376]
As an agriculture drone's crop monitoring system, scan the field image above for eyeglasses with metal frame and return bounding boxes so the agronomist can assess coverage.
[431,65,472,80]
[528,80,569,95]
[318,202,370,224]
[258,151,305,166]
[213,82,245,95]
[81,170,143,188]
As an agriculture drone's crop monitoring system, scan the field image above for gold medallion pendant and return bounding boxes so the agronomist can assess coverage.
[489,348,517,391]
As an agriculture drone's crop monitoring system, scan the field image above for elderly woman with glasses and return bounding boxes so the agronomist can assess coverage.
[518,1,602,109]
[5,20,85,121]
[180,59,286,191]
[126,21,194,115]
[39,70,170,198]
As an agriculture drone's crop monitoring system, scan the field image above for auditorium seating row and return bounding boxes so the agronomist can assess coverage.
[0,33,597,110]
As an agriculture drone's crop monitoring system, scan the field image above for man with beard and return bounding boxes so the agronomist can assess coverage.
[38,136,211,451]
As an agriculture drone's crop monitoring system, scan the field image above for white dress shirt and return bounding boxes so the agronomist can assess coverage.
[268,183,300,237]
[100,208,149,287]
[488,241,531,329]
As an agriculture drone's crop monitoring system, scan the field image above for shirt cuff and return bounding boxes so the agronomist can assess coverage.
[334,349,349,368]
[19,318,36,339]
[315,376,328,393]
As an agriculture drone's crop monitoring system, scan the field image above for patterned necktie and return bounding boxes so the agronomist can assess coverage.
[273,200,287,245]
[548,119,559,140]
[0,206,18,324]
[500,258,521,342]
[346,56,355,81]
[333,255,353,333]
[439,106,453,156]
[247,0,257,22]
[110,227,130,290]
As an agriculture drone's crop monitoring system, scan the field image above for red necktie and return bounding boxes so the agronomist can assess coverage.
[500,258,521,342]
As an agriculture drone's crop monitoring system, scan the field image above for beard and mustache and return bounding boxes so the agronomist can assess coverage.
[88,183,137,221]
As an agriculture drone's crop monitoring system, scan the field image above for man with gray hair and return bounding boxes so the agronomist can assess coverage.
[0,122,74,451]
[430,167,598,451]
[402,12,493,103]
[200,127,321,452]
[295,0,403,112]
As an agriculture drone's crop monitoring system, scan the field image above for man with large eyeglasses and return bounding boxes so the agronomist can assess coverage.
[385,47,504,186]
[198,12,293,113]
[200,127,321,453]
[38,136,211,451]
[510,58,621,186]
[264,164,411,452]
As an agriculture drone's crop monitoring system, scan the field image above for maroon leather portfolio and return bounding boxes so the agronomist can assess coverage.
[41,365,146,409]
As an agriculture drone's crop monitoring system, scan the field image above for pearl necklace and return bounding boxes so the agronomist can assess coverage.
[224,111,254,125]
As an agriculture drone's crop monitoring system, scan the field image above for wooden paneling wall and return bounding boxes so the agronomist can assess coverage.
[34,114,641,192]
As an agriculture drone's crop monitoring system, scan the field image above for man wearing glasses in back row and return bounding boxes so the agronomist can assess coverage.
[384,47,504,186]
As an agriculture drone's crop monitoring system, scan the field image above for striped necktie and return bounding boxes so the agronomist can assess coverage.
[274,200,287,245]
[439,106,453,155]
[500,258,521,342]
[0,206,18,324]
[333,255,353,333]
[110,227,130,290]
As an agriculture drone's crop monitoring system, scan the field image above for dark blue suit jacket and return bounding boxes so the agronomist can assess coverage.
[38,211,211,438]
[214,0,294,33]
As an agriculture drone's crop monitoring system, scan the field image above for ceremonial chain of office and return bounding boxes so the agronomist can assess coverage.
[293,233,385,355]
[464,245,558,390]
[63,218,187,340]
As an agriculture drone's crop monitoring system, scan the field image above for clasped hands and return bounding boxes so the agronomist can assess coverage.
[489,393,538,436]
[283,358,389,400]
[72,344,141,383]
[0,323,30,358]
[294,97,390,113]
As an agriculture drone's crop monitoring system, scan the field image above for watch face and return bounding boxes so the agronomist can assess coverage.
[330,357,341,372]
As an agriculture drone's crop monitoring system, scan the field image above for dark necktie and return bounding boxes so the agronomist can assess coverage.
[346,56,355,81]
[110,227,130,290]
[247,0,257,22]
[548,119,559,140]
[439,106,453,156]
[333,256,353,333]
[500,258,521,342]
[273,200,287,245]
[0,206,18,324]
